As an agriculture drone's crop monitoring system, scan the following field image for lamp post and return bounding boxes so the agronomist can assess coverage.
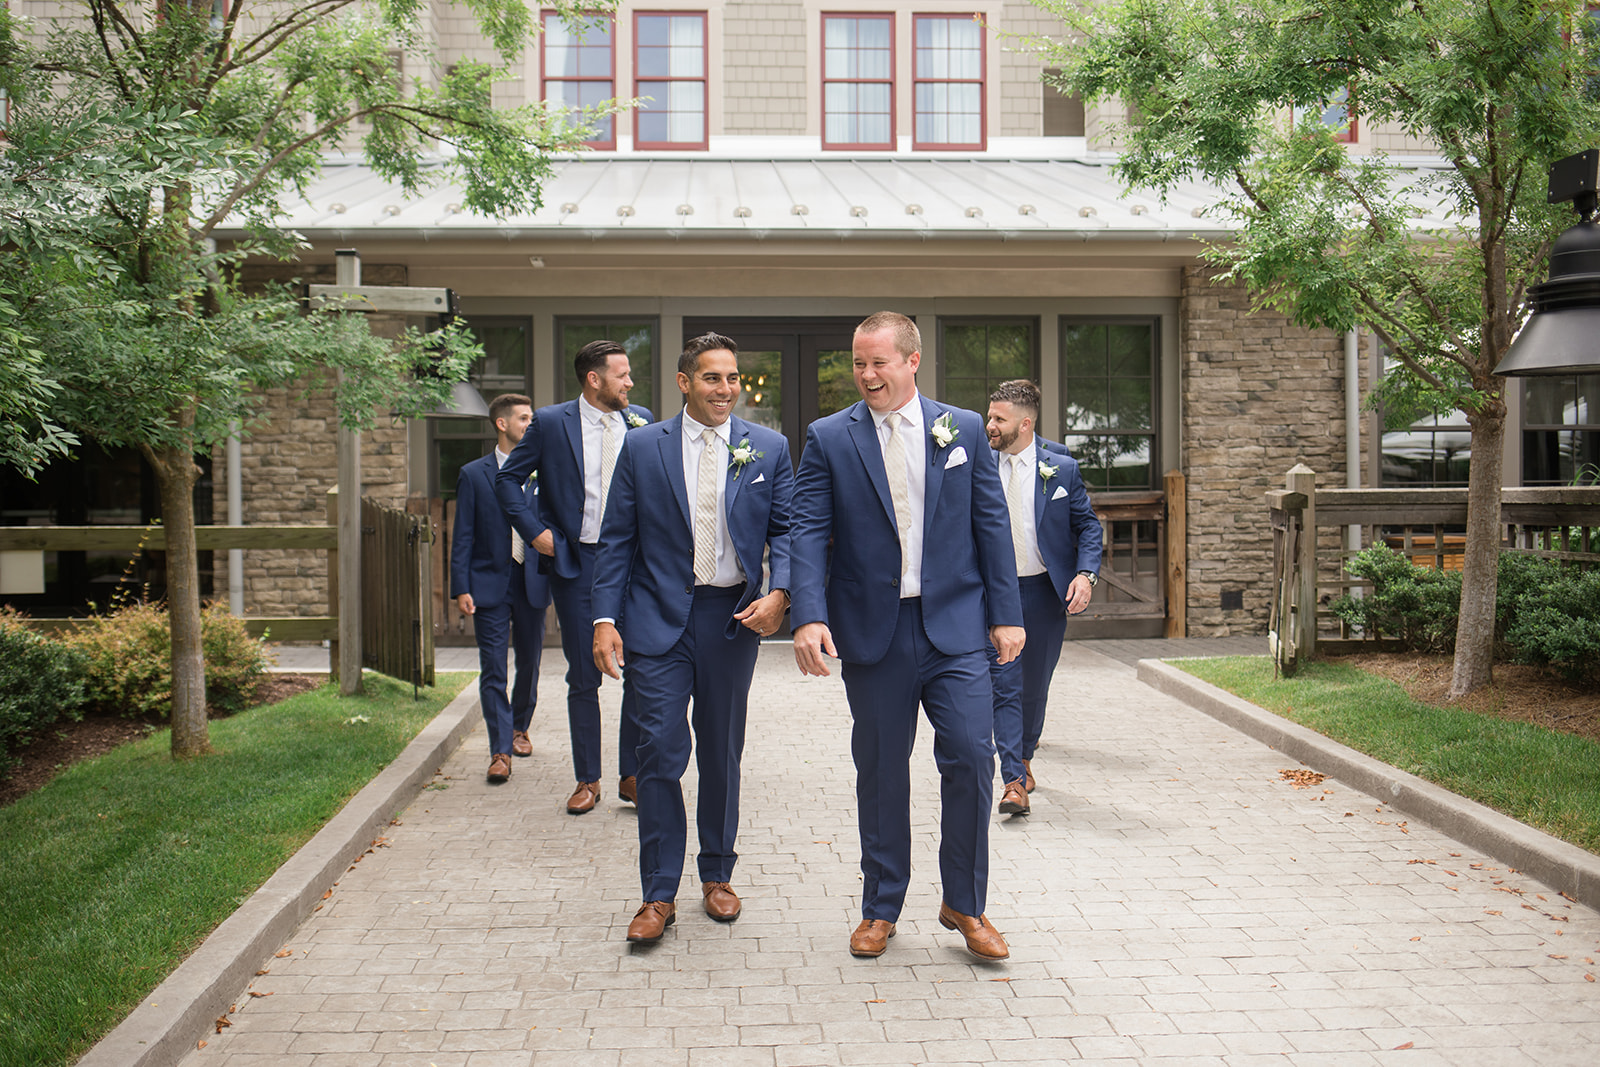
[1495,149,1600,377]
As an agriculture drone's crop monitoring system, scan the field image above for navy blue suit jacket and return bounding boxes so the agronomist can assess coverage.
[449,452,550,609]
[494,399,653,580]
[1012,436,1104,605]
[790,396,1022,665]
[592,414,794,657]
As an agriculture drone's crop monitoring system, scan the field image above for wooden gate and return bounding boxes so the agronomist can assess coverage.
[360,497,435,687]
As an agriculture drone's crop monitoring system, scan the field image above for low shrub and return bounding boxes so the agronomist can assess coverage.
[1502,566,1600,685]
[1328,544,1462,653]
[0,611,88,776]
[62,602,272,719]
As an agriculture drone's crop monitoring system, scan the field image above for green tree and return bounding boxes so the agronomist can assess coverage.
[1038,0,1600,696]
[0,0,618,756]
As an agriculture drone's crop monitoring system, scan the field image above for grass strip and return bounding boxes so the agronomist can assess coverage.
[1173,656,1600,856]
[0,671,472,1067]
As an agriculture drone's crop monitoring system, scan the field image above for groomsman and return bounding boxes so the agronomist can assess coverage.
[450,393,550,783]
[592,333,793,942]
[791,311,1023,961]
[496,340,653,814]
[984,380,1103,816]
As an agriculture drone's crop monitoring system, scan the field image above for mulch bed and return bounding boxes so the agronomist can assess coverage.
[0,673,324,808]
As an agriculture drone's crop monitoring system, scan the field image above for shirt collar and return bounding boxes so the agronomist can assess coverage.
[494,447,512,468]
[579,394,617,426]
[682,410,731,443]
[870,391,923,431]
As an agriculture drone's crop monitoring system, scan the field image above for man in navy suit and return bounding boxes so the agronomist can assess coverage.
[450,393,551,783]
[592,333,793,942]
[496,341,653,814]
[791,311,1024,961]
[984,379,1104,816]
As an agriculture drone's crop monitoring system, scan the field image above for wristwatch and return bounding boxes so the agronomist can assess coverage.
[1077,570,1099,588]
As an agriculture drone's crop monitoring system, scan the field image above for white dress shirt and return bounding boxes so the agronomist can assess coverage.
[1002,445,1047,577]
[682,411,745,588]
[870,394,927,598]
[578,394,622,543]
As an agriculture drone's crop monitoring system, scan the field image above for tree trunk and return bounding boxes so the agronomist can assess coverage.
[1449,405,1507,698]
[147,443,211,758]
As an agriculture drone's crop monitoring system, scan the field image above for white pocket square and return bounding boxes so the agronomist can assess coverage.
[944,446,968,469]
[1051,486,1068,501]
[751,472,766,485]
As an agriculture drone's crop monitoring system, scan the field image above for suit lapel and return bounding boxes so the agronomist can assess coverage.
[562,401,584,477]
[658,413,692,532]
[921,395,947,531]
[723,418,746,515]
[848,404,897,526]
[1033,442,1048,527]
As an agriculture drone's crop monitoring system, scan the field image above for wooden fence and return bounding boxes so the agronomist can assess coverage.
[1266,464,1600,667]
[361,498,434,688]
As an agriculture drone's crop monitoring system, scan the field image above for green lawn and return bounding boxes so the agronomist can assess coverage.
[1173,656,1600,855]
[0,671,472,1067]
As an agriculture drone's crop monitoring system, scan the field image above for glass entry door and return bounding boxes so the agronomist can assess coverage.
[682,318,858,466]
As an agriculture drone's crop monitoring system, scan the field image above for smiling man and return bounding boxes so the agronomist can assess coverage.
[592,332,794,943]
[789,310,1024,961]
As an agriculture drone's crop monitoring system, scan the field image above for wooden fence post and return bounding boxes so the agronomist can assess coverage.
[325,488,340,680]
[1164,469,1186,638]
[1287,464,1317,661]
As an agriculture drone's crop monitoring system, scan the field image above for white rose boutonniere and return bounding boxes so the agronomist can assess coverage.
[1038,460,1059,486]
[625,411,648,429]
[726,438,765,478]
[930,412,958,449]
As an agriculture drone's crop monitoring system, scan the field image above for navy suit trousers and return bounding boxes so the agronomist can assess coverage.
[628,585,758,902]
[549,542,640,782]
[841,598,995,921]
[474,561,545,756]
[989,573,1068,784]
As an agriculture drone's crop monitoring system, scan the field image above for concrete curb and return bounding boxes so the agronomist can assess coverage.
[77,683,481,1067]
[1138,658,1600,913]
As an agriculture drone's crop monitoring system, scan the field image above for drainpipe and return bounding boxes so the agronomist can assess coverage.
[227,423,243,615]
[1345,327,1362,554]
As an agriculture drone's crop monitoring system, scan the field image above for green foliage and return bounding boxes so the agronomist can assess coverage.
[1502,566,1600,685]
[60,603,272,719]
[1328,544,1461,653]
[0,613,88,776]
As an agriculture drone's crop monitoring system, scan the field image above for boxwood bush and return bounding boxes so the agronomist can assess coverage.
[0,611,88,776]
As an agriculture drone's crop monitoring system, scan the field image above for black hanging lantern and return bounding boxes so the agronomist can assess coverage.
[1496,149,1600,377]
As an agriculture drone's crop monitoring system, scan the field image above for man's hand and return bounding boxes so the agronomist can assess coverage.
[532,529,556,556]
[793,621,838,677]
[455,593,475,616]
[990,624,1025,666]
[733,590,787,637]
[593,621,626,679]
[1065,574,1094,615]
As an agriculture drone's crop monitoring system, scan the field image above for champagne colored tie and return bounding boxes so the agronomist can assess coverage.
[693,428,721,584]
[598,414,619,521]
[884,412,913,577]
[1006,454,1031,573]
[511,476,528,563]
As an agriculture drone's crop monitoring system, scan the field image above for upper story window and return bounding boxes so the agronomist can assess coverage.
[913,14,984,150]
[542,11,616,149]
[1294,84,1357,143]
[822,13,895,151]
[635,12,708,150]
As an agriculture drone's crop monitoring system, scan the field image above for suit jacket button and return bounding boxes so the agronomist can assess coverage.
[890,577,899,588]
[685,585,693,595]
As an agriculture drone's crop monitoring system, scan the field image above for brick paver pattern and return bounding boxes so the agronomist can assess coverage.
[179,643,1600,1066]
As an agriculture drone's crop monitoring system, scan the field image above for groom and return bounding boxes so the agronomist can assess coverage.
[790,310,1024,961]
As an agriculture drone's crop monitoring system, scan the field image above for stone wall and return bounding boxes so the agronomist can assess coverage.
[1180,266,1369,636]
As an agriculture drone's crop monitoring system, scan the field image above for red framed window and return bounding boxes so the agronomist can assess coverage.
[822,13,894,151]
[541,11,616,149]
[912,14,984,150]
[634,11,708,150]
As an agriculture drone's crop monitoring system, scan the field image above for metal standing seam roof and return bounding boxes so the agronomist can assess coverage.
[227,153,1461,242]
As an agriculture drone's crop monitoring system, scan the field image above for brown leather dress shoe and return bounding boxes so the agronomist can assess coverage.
[626,901,676,942]
[701,881,741,921]
[511,730,533,757]
[487,753,511,782]
[938,902,1009,960]
[1023,758,1035,793]
[566,780,600,814]
[618,775,638,804]
[999,779,1030,816]
[849,919,896,958]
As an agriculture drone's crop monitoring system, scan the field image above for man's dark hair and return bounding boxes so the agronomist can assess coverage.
[679,332,740,376]
[488,392,532,428]
[989,379,1042,421]
[574,339,628,386]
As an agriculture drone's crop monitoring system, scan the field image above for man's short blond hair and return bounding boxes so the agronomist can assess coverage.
[855,311,921,358]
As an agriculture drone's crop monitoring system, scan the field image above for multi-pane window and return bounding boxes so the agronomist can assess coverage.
[1060,321,1157,489]
[913,14,984,150]
[1375,350,1470,487]
[635,12,707,149]
[542,11,615,149]
[939,320,1034,415]
[822,14,894,150]
[431,318,532,498]
[557,318,657,412]
[1523,375,1600,486]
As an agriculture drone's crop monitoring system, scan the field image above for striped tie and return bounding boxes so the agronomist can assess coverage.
[1006,454,1031,573]
[693,428,721,584]
[883,412,912,577]
[598,414,619,521]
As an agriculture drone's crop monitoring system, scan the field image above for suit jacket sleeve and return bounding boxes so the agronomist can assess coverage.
[495,413,549,544]
[1066,462,1104,575]
[788,423,833,629]
[590,433,638,624]
[763,438,796,594]
[966,412,1024,628]
[449,464,476,599]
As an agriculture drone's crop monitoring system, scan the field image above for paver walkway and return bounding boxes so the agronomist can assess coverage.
[179,641,1600,1066]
